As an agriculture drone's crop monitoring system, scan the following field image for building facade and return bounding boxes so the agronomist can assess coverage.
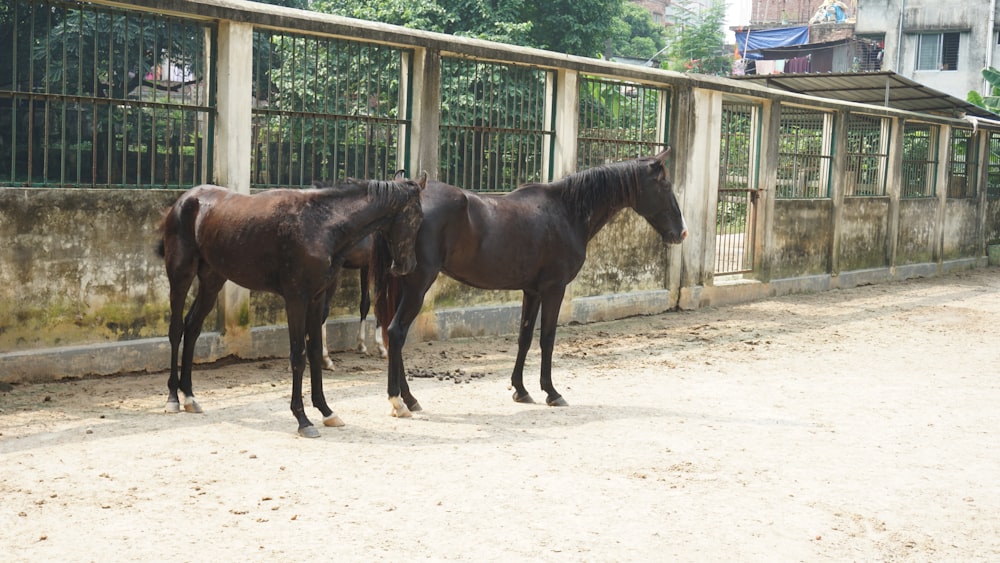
[855,0,999,99]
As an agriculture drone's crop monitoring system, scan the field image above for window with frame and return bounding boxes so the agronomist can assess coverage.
[845,113,890,196]
[987,131,1000,199]
[915,32,960,71]
[946,128,976,198]
[776,106,832,199]
[901,122,939,198]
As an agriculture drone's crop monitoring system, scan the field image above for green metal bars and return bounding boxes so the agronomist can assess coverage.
[901,122,939,198]
[251,30,410,187]
[776,105,832,199]
[0,0,214,188]
[438,58,550,192]
[988,131,1000,199]
[945,127,976,198]
[577,77,669,169]
[845,113,890,197]
[716,100,760,276]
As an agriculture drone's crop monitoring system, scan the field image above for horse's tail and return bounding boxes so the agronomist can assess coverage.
[372,232,401,339]
[156,195,200,261]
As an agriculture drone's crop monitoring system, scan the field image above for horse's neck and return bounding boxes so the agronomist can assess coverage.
[324,183,398,229]
[584,206,625,241]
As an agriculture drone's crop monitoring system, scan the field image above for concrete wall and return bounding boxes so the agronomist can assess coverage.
[838,197,890,272]
[1,0,996,382]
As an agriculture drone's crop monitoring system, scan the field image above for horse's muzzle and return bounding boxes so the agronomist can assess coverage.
[663,229,688,245]
[389,257,416,276]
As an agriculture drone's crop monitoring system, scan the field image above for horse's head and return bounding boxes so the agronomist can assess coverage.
[634,147,687,245]
[383,171,427,276]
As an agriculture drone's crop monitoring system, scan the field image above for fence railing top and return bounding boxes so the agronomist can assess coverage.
[88,0,1000,130]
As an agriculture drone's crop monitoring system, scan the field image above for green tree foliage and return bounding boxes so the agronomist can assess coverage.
[664,0,731,75]
[606,2,667,61]
[968,67,1000,114]
[314,0,622,57]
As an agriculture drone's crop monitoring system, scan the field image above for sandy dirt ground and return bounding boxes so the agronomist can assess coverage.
[2,268,1000,561]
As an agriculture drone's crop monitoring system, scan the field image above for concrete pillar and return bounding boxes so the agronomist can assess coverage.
[673,87,722,306]
[828,109,849,275]
[408,47,440,178]
[756,100,781,283]
[885,117,904,270]
[547,69,578,181]
[933,124,951,264]
[214,20,253,348]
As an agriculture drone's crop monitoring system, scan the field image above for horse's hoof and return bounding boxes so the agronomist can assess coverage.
[323,414,345,427]
[357,343,368,355]
[322,358,335,371]
[184,399,203,414]
[407,401,423,413]
[298,425,321,438]
[513,391,535,404]
[389,396,412,418]
[165,401,180,413]
[547,396,569,407]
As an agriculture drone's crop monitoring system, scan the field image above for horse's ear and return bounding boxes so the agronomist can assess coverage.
[654,146,671,164]
[416,170,428,190]
[392,169,407,181]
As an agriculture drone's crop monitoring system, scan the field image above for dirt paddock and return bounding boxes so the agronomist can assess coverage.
[3,268,1000,561]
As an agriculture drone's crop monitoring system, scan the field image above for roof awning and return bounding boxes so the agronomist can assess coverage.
[732,71,1000,120]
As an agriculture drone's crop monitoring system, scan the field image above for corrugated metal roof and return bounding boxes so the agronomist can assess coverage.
[732,71,1000,121]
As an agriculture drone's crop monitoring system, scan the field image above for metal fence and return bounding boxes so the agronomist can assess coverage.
[776,105,832,198]
[716,100,759,275]
[250,30,409,187]
[989,131,1000,199]
[945,127,976,198]
[0,0,214,188]
[901,122,939,198]
[438,57,551,192]
[577,76,669,169]
[845,113,889,197]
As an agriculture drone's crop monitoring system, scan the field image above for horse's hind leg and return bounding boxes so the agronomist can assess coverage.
[510,291,542,404]
[356,266,371,354]
[175,271,226,414]
[165,258,197,413]
[313,290,335,371]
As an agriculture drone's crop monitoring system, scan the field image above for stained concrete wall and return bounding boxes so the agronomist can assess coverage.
[838,197,890,272]
[1,0,997,382]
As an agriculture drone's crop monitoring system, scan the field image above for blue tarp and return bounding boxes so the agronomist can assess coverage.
[735,26,810,60]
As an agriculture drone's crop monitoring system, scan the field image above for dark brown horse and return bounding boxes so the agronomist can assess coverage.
[157,175,425,437]
[373,148,686,417]
[315,234,386,371]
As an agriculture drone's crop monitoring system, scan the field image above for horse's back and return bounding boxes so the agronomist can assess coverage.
[419,180,584,289]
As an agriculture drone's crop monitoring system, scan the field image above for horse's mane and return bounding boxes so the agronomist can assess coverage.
[312,178,416,209]
[544,158,648,225]
[366,178,417,208]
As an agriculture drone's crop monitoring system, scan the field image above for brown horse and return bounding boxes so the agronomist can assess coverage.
[315,234,386,371]
[373,148,686,417]
[157,174,425,437]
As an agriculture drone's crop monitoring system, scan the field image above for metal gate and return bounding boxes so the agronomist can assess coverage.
[716,101,760,276]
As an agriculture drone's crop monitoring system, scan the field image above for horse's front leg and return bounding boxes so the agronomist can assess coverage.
[306,297,344,428]
[538,287,568,407]
[386,286,426,417]
[286,301,319,437]
[510,291,541,404]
